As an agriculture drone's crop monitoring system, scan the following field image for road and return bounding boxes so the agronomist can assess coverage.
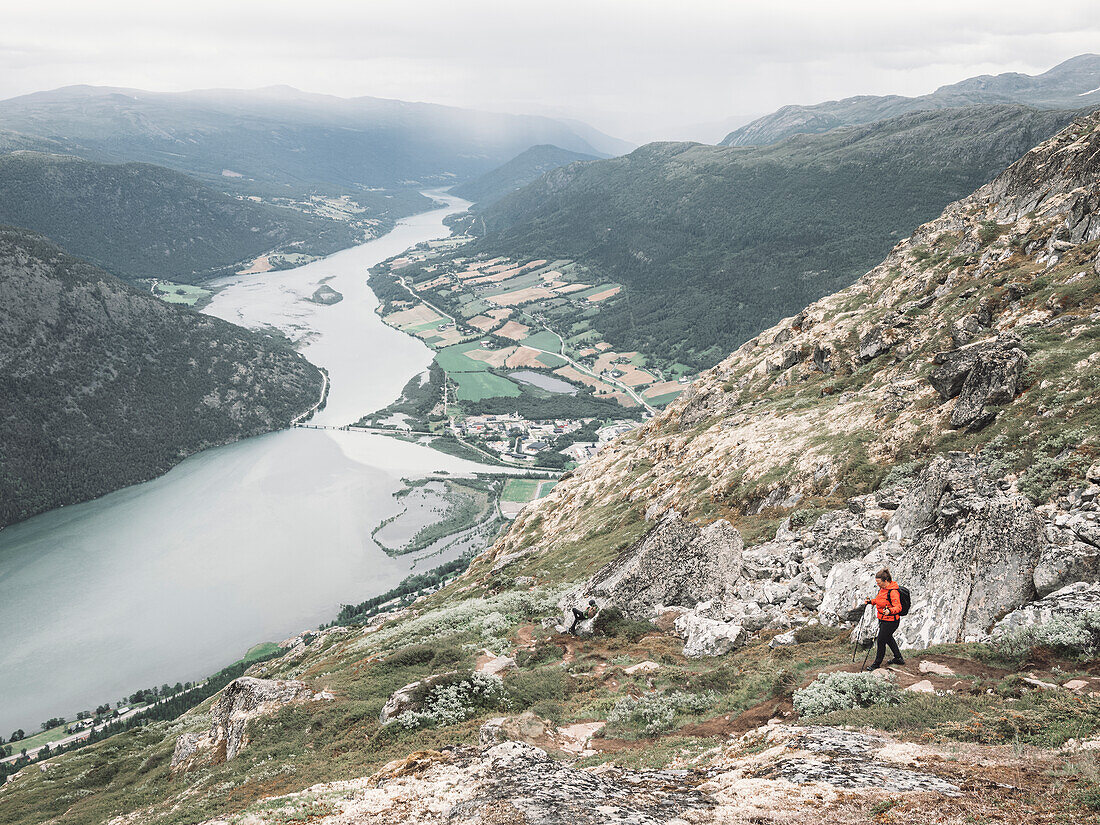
[292,368,330,425]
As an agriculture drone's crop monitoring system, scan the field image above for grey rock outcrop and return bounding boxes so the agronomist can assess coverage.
[992,581,1100,635]
[170,677,319,771]
[209,677,315,761]
[881,455,1044,646]
[928,337,1027,429]
[571,510,743,619]
[674,613,744,657]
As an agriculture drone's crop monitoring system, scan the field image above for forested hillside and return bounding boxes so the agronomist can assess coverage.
[466,105,1081,369]
[0,227,324,527]
[0,152,360,282]
[721,52,1100,146]
[452,144,598,207]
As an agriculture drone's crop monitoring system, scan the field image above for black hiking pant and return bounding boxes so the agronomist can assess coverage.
[872,619,903,666]
[569,608,586,631]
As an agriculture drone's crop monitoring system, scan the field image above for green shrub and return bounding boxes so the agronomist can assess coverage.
[395,672,507,729]
[507,667,571,710]
[995,610,1100,660]
[606,691,715,737]
[515,641,564,668]
[793,672,902,717]
[593,607,655,642]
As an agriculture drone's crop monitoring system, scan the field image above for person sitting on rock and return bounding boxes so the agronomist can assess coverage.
[864,568,905,670]
[569,599,599,633]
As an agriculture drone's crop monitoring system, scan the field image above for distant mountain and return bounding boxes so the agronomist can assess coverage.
[722,54,1100,146]
[452,145,598,206]
[0,227,324,527]
[0,85,615,196]
[466,105,1082,370]
[0,152,361,282]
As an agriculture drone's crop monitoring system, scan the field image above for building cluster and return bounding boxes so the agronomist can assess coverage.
[454,414,637,464]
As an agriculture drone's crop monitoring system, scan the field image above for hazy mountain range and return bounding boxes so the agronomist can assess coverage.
[721,53,1100,146]
[0,85,621,196]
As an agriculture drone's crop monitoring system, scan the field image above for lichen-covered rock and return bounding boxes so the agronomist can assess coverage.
[674,613,745,657]
[209,677,315,761]
[170,677,319,772]
[991,581,1100,635]
[569,510,743,619]
[928,337,1027,429]
[885,456,1044,647]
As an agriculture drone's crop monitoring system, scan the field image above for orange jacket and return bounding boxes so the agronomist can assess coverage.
[870,582,902,621]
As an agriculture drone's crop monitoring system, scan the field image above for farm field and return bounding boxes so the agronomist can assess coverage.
[371,246,689,415]
[152,281,212,306]
[451,371,521,401]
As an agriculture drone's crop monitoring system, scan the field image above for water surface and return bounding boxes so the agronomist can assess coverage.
[0,193,490,734]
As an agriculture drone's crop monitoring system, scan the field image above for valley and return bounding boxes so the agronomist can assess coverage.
[0,195,521,739]
[2,39,1100,825]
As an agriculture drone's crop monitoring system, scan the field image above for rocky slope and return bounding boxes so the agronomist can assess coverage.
[721,53,1100,146]
[4,111,1100,825]
[0,228,324,526]
[488,109,1100,653]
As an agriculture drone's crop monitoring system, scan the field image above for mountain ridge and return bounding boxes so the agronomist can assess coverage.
[0,84,619,195]
[463,104,1083,370]
[0,151,361,282]
[0,226,324,527]
[721,53,1100,147]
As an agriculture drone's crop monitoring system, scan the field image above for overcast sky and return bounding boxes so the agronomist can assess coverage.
[2,0,1098,143]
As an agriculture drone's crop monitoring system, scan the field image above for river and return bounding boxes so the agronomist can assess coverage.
[0,192,490,735]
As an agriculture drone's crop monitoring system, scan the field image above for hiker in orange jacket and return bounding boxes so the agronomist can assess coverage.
[864,568,905,670]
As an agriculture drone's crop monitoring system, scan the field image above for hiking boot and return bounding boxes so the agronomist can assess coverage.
[886,658,906,666]
[865,664,882,672]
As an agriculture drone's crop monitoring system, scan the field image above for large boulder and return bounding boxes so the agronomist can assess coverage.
[883,456,1044,647]
[170,677,320,771]
[992,581,1100,636]
[674,613,745,657]
[569,510,744,620]
[209,677,315,761]
[928,337,1027,429]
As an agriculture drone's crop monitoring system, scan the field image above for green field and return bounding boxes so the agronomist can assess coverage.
[453,371,521,401]
[502,478,540,502]
[435,342,490,372]
[521,330,561,352]
[647,391,683,407]
[153,281,211,306]
[536,352,568,368]
[537,480,557,497]
[237,642,280,666]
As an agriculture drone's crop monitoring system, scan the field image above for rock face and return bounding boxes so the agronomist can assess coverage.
[568,452,1098,654]
[928,336,1028,428]
[171,677,318,771]
[570,510,743,619]
[992,581,1100,635]
[883,455,1045,646]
